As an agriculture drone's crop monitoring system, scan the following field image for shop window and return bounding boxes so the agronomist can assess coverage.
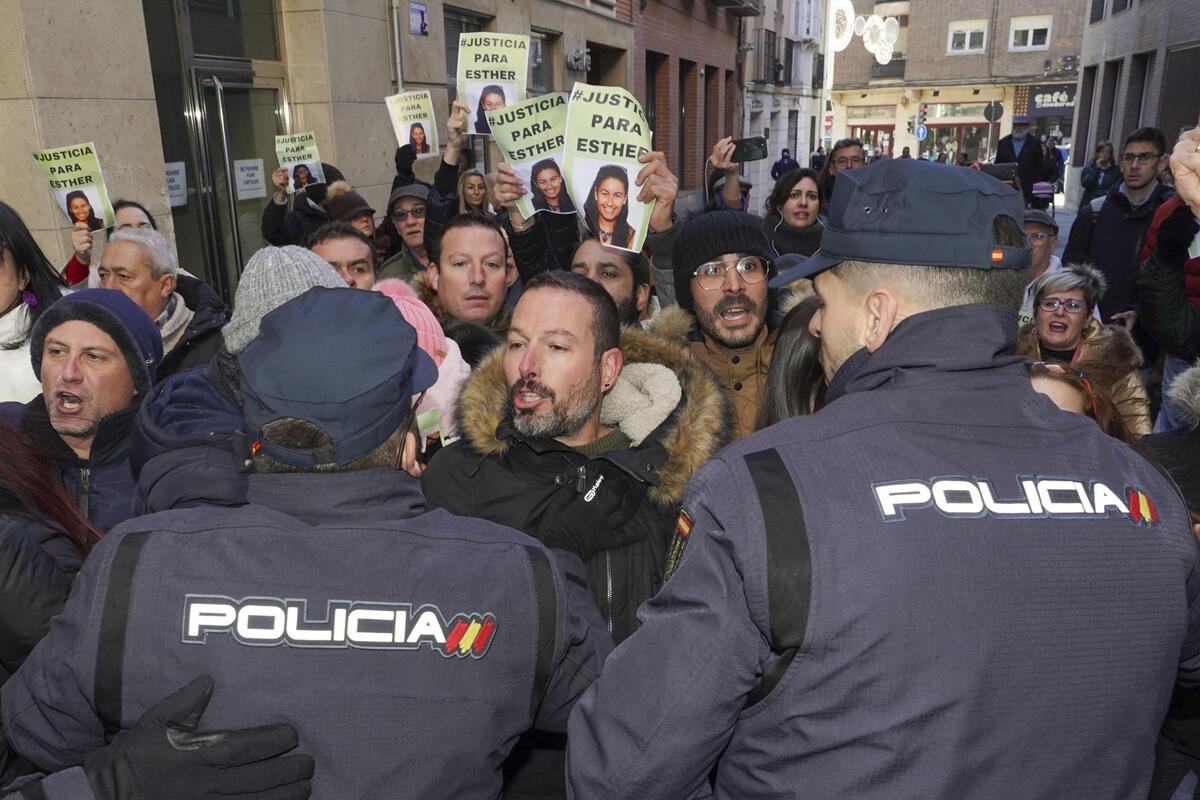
[948,20,986,55]
[1009,15,1051,51]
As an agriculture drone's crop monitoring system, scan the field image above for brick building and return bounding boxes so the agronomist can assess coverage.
[633,0,745,191]
[829,0,1084,164]
[740,0,827,211]
[1066,0,1200,203]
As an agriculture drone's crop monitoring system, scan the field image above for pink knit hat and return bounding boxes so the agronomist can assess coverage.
[374,279,449,366]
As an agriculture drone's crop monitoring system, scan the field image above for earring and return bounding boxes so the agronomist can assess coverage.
[20,290,37,308]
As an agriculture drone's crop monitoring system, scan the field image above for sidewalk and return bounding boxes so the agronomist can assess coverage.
[1050,194,1078,259]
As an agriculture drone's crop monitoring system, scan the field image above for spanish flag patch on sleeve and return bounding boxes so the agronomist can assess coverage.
[663,508,694,582]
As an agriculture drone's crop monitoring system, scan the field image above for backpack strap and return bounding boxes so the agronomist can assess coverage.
[94,532,151,741]
[742,448,812,707]
[522,545,558,724]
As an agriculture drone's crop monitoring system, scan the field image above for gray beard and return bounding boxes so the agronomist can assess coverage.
[507,376,602,441]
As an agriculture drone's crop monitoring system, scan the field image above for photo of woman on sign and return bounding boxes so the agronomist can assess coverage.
[530,159,574,214]
[473,85,508,135]
[583,165,633,249]
[409,122,431,155]
[65,190,103,232]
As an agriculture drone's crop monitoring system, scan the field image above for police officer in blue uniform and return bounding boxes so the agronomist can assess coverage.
[4,287,609,798]
[566,159,1200,798]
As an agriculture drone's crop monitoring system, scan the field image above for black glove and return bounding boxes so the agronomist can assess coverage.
[1155,202,1200,265]
[535,462,649,561]
[84,675,313,800]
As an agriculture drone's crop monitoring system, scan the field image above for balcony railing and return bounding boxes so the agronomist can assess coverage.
[870,58,905,79]
[709,0,762,16]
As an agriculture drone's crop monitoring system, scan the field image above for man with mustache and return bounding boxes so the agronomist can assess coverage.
[670,209,777,439]
[421,270,729,797]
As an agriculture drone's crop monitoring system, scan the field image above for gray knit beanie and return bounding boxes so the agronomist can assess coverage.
[223,246,346,353]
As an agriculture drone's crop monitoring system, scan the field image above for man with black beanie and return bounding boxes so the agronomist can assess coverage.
[670,209,777,439]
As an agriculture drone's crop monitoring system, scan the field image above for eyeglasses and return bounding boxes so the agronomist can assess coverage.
[391,206,427,222]
[1120,152,1161,164]
[1038,297,1086,314]
[1031,362,1098,419]
[1027,232,1054,242]
[692,256,769,291]
[834,155,865,168]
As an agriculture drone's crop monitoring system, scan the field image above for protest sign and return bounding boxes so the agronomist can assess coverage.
[234,158,267,201]
[274,132,324,194]
[386,90,439,155]
[486,92,572,217]
[32,142,115,230]
[457,33,528,137]
[563,83,653,253]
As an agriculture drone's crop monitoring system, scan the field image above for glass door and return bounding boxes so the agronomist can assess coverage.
[197,75,283,298]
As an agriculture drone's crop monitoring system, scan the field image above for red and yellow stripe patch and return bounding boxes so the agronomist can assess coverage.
[1128,488,1159,524]
[444,615,496,656]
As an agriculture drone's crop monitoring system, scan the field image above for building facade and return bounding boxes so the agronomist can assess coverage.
[740,0,827,212]
[2,0,634,300]
[633,0,744,191]
[829,0,1084,166]
[1067,0,1200,202]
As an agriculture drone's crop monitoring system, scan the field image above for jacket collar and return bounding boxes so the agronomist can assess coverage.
[247,469,426,525]
[21,394,137,467]
[827,303,1027,403]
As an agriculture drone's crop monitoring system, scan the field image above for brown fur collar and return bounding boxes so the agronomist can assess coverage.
[645,304,695,345]
[455,325,732,505]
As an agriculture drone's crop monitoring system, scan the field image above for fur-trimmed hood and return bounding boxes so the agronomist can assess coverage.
[455,325,732,505]
[645,304,696,345]
[1167,361,1200,428]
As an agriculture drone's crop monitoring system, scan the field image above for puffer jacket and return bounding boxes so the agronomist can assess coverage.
[1017,317,1152,436]
[0,509,81,684]
[421,325,731,643]
[128,356,251,517]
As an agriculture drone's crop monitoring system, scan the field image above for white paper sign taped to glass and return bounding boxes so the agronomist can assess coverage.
[562,83,653,253]
[234,158,267,201]
[32,142,115,230]
[457,33,529,137]
[487,92,573,218]
[274,132,325,194]
[386,90,439,155]
[165,161,187,207]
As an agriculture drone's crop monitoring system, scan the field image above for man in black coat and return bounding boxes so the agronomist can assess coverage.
[995,115,1043,207]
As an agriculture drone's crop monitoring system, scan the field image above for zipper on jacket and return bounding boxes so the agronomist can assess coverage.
[78,467,91,520]
[605,551,614,635]
[575,463,588,492]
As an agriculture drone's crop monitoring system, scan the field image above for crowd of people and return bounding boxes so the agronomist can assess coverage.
[0,94,1198,799]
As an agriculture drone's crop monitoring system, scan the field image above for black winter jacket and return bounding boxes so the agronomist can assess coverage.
[0,400,138,533]
[260,194,329,247]
[421,325,730,643]
[1064,182,1173,320]
[157,276,229,383]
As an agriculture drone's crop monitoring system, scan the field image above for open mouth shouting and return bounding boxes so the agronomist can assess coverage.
[510,379,555,413]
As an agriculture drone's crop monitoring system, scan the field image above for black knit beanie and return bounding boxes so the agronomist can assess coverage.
[671,210,774,313]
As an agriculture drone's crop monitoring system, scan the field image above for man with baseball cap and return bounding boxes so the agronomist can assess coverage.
[378,183,434,281]
[996,114,1043,207]
[0,288,161,531]
[567,158,1200,797]
[5,287,609,797]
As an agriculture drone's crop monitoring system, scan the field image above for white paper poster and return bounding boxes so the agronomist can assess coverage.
[234,158,267,201]
[165,161,187,207]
